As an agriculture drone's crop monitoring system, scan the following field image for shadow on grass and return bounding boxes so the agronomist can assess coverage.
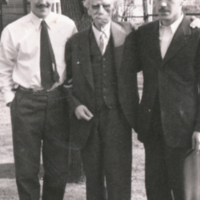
[0,163,44,179]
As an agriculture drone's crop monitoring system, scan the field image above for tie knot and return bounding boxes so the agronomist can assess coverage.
[41,20,47,28]
[100,31,106,39]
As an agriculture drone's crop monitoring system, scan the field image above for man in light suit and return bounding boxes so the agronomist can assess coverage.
[65,0,139,199]
[123,0,200,199]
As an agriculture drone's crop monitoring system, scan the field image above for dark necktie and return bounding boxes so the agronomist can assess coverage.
[40,20,59,90]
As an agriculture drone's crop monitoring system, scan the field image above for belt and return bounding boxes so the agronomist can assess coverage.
[17,85,62,94]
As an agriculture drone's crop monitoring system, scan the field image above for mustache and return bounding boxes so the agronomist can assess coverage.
[36,3,51,9]
[159,8,170,12]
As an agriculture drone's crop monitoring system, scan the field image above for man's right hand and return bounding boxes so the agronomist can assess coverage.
[75,105,93,121]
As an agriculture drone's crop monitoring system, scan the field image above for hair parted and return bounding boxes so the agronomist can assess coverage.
[83,0,123,10]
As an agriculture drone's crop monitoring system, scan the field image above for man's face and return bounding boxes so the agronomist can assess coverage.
[30,0,53,19]
[88,0,114,30]
[155,0,183,25]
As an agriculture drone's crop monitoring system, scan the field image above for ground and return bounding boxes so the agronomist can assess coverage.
[0,73,146,200]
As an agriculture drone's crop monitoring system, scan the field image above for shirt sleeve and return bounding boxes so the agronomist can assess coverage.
[72,22,78,35]
[0,27,16,104]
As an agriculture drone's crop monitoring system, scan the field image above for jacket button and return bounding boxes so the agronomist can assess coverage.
[148,109,151,112]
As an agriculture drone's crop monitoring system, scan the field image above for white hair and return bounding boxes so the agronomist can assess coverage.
[83,0,123,10]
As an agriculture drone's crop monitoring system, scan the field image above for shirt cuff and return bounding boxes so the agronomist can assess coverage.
[4,91,15,105]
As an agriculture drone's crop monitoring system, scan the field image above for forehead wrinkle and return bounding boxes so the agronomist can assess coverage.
[84,0,121,9]
[30,0,53,3]
[90,0,114,5]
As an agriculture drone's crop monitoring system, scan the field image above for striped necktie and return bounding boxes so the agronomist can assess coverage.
[99,32,106,55]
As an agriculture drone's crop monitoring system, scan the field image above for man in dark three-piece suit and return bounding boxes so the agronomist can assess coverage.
[65,0,138,199]
[123,0,200,199]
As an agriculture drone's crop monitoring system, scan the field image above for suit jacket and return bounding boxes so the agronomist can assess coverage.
[124,16,200,148]
[65,21,139,150]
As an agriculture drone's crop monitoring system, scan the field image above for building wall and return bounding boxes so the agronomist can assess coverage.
[2,0,25,28]
[2,0,62,28]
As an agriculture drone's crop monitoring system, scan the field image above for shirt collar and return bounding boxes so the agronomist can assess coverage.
[30,11,55,31]
[92,21,111,39]
[159,13,184,34]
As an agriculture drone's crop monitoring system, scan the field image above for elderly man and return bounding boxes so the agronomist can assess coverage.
[65,0,139,199]
[123,0,200,199]
[0,0,77,199]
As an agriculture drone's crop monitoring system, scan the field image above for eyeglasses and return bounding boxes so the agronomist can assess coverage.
[92,4,111,10]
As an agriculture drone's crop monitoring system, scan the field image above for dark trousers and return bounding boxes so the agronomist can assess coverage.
[10,87,69,200]
[81,107,132,200]
[144,108,189,200]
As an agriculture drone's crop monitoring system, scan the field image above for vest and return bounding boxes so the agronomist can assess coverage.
[90,31,119,111]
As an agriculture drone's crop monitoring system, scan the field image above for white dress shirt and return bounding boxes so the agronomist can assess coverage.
[0,12,77,104]
[159,14,184,59]
[92,22,111,55]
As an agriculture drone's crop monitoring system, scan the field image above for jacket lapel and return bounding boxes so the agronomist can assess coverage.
[148,21,163,68]
[161,16,191,66]
[78,28,94,90]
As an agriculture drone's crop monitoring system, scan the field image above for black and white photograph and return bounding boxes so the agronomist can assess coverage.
[0,0,200,199]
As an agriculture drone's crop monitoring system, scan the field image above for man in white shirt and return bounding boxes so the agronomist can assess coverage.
[123,0,200,199]
[0,0,77,199]
[65,0,139,199]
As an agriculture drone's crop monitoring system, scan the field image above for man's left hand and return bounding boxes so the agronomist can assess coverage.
[192,131,200,150]
[190,17,200,29]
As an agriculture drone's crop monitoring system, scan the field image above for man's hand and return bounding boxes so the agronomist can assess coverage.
[190,17,200,29]
[75,105,93,121]
[192,131,200,150]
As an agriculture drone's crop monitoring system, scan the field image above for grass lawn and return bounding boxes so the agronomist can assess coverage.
[0,180,86,200]
[0,125,146,200]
